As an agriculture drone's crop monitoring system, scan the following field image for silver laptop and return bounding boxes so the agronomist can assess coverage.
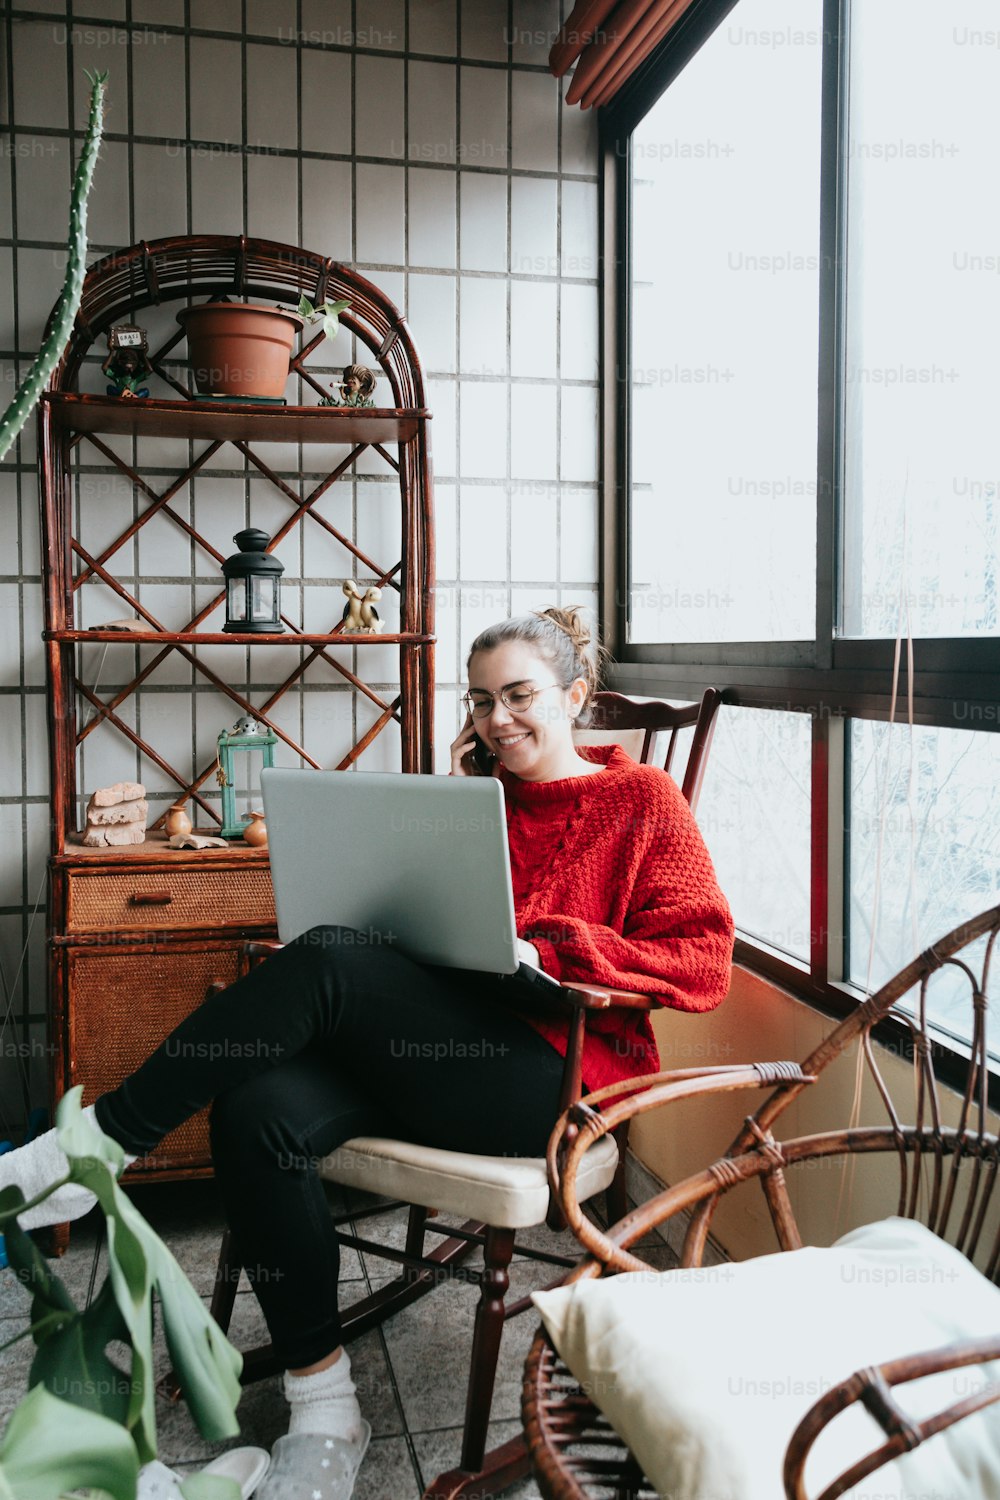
[260,768,560,989]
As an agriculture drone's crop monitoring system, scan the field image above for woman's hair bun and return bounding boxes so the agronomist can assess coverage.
[534,605,591,655]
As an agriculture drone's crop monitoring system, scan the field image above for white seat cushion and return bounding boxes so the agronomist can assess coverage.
[533,1217,1000,1500]
[318,1133,619,1229]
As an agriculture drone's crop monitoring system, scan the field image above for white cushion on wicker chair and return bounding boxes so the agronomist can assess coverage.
[533,1216,1000,1500]
[318,1133,619,1229]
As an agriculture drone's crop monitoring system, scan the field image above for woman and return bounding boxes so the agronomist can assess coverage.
[0,607,734,1500]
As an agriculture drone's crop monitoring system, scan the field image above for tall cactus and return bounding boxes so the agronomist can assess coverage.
[0,70,108,462]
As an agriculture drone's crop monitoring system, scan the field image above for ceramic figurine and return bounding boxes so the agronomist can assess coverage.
[102,325,152,399]
[321,364,377,408]
[341,579,382,633]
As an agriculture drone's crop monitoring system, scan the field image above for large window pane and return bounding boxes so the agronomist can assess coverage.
[842,1,1000,638]
[629,0,822,644]
[697,706,811,960]
[848,720,1000,1043]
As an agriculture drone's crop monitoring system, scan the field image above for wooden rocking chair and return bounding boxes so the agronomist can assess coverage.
[206,686,725,1500]
[523,903,1000,1499]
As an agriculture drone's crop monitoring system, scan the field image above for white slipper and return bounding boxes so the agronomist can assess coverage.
[138,1448,270,1500]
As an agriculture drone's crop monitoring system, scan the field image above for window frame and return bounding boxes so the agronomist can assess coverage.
[599,0,1000,1103]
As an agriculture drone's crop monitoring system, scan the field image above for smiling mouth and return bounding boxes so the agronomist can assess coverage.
[496,732,531,747]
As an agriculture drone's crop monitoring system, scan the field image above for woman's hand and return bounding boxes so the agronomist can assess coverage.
[517,938,541,968]
[450,712,491,776]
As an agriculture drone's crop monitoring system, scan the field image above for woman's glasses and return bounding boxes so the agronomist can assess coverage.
[462,681,563,719]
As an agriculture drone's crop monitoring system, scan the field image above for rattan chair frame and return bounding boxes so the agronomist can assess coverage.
[523,905,1000,1500]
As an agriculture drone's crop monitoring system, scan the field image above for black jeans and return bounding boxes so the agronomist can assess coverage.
[94,926,567,1367]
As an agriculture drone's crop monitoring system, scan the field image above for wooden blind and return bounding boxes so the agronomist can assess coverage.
[550,0,699,108]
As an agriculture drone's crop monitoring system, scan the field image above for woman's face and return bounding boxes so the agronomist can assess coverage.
[466,642,587,780]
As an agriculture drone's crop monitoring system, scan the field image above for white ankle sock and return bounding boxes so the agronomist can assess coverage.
[284,1351,364,1442]
[0,1103,136,1231]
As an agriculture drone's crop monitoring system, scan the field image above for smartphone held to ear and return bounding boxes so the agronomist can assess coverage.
[471,734,496,775]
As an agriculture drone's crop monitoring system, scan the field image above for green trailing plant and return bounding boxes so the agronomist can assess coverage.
[0,70,108,464]
[295,294,350,342]
[0,1089,243,1500]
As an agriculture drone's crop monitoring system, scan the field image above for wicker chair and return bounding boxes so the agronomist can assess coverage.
[523,904,1000,1500]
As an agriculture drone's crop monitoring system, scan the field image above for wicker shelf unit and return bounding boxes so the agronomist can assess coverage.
[36,236,435,1185]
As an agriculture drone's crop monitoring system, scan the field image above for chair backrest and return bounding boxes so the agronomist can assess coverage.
[575,688,723,813]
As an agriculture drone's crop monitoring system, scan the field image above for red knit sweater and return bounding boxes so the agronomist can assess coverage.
[500,743,734,1092]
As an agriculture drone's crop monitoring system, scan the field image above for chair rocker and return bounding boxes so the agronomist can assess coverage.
[204,687,725,1500]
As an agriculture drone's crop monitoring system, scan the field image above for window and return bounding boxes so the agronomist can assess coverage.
[607,0,1000,1066]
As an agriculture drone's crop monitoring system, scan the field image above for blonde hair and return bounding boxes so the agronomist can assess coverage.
[467,606,607,726]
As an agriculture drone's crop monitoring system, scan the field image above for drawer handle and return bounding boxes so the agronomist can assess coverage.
[129,890,173,906]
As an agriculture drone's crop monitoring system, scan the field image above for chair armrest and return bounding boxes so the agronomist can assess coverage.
[556,981,653,1011]
[548,1060,815,1270]
[784,1334,1000,1500]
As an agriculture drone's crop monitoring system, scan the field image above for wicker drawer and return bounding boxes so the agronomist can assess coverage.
[66,865,275,933]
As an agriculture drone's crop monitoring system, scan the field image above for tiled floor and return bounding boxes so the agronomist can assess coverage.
[0,1177,680,1498]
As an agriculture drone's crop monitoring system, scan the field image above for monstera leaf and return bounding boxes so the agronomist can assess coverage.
[0,1090,243,1469]
[0,1384,138,1500]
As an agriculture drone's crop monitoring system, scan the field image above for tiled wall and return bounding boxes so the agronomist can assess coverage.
[0,2,601,1131]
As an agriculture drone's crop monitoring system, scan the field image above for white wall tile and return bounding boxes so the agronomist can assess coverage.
[357,55,406,159]
[407,167,456,269]
[300,0,352,45]
[560,385,600,482]
[511,482,558,579]
[301,159,353,260]
[246,153,299,242]
[559,487,599,584]
[246,41,299,150]
[510,0,561,65]
[301,50,353,155]
[11,22,69,130]
[0,152,11,241]
[459,382,507,480]
[459,173,508,273]
[560,79,600,175]
[14,137,72,244]
[511,281,557,379]
[511,176,558,277]
[87,139,131,248]
[191,149,245,236]
[132,31,187,138]
[191,0,243,30]
[460,0,508,62]
[409,61,457,165]
[460,278,507,378]
[407,274,457,374]
[511,72,559,173]
[246,0,297,38]
[511,384,558,480]
[428,378,457,478]
[133,0,185,20]
[459,67,508,169]
[131,143,188,240]
[561,179,600,278]
[190,38,243,143]
[356,0,405,51]
[434,482,458,578]
[411,1,457,58]
[460,485,507,578]
[356,165,406,264]
[560,283,600,380]
[15,248,69,348]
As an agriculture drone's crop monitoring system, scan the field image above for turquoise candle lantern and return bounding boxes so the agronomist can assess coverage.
[216,715,277,838]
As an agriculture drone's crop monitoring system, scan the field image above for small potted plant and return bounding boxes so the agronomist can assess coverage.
[176,294,350,402]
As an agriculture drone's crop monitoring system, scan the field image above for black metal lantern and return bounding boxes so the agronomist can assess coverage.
[222,528,284,633]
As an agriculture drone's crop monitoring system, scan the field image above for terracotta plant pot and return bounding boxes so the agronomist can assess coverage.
[176,303,305,399]
[164,801,192,837]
